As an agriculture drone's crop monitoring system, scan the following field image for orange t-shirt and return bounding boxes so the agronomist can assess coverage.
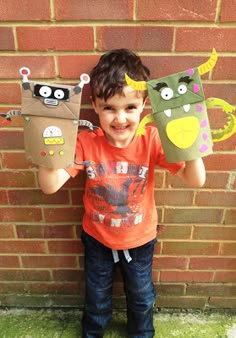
[66,126,183,250]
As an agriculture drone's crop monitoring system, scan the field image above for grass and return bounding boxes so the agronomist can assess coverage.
[0,309,235,337]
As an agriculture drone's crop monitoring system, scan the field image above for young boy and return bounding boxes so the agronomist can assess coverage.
[38,49,206,338]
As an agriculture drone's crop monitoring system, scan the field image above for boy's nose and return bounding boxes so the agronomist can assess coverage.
[115,111,127,123]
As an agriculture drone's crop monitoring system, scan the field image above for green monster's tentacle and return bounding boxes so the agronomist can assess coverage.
[206,98,236,142]
[136,114,155,136]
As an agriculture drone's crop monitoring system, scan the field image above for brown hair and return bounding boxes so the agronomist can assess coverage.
[90,49,150,102]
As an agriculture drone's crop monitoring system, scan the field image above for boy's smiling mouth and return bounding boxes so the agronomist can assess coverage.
[112,125,129,132]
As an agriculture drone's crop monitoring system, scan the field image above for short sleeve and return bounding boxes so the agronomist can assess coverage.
[65,133,84,178]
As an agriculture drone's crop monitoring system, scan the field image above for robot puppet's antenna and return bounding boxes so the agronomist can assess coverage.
[19,67,31,89]
[74,73,90,94]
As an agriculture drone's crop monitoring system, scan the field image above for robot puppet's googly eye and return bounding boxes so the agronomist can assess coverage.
[39,86,52,98]
[161,87,174,101]
[54,89,65,99]
[178,84,188,95]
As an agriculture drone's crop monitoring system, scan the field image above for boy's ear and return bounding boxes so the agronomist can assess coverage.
[141,96,148,111]
[90,95,99,114]
[92,100,98,114]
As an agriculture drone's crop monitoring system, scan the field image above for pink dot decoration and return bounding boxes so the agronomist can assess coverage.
[193,84,200,93]
[202,133,209,140]
[197,104,203,112]
[200,119,208,128]
[187,69,194,75]
[199,144,208,153]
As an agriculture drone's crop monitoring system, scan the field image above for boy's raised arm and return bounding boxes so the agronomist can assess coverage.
[38,167,70,194]
[177,158,206,188]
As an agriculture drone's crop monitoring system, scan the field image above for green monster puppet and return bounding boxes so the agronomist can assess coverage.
[126,49,219,163]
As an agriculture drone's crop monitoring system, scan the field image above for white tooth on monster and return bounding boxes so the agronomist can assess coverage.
[164,109,171,117]
[183,104,190,113]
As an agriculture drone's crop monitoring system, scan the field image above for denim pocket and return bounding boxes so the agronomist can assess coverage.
[130,238,157,271]
[81,230,113,263]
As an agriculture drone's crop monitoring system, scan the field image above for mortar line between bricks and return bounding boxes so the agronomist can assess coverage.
[1,50,236,58]
[12,26,18,51]
[172,27,177,52]
[93,26,98,50]
[50,0,55,21]
[215,0,223,23]
[133,0,137,21]
[0,21,236,28]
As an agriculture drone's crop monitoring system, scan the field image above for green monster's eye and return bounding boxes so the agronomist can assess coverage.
[161,87,174,101]
[178,84,188,95]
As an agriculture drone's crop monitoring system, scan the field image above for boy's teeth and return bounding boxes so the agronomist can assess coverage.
[183,104,190,112]
[164,109,171,117]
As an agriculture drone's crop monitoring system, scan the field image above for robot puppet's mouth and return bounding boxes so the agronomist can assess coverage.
[44,98,59,106]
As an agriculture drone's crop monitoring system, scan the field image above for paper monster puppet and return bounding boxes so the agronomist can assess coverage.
[125,49,235,163]
[1,67,96,169]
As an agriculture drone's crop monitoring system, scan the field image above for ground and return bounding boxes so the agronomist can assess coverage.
[0,309,235,337]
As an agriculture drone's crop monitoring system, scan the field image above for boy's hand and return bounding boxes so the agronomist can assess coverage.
[157,224,166,234]
[177,158,206,188]
[38,167,70,194]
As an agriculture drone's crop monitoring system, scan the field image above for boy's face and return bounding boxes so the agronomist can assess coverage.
[92,86,146,148]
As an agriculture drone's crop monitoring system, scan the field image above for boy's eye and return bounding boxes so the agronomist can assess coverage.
[127,105,137,110]
[103,106,113,111]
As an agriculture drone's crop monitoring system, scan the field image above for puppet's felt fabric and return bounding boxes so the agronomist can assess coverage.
[125,49,218,163]
[147,68,213,163]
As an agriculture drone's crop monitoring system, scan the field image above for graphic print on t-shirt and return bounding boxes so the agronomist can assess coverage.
[84,160,149,230]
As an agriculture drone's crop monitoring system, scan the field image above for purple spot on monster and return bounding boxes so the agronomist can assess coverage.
[199,144,208,153]
[197,104,203,112]
[200,119,208,128]
[187,69,194,75]
[193,84,200,93]
[202,133,209,140]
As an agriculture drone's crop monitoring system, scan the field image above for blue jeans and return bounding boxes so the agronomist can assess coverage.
[81,230,157,338]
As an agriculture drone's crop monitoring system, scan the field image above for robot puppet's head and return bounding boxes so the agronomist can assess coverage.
[19,67,90,118]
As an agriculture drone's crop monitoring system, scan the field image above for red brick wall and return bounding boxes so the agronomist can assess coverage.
[0,0,235,309]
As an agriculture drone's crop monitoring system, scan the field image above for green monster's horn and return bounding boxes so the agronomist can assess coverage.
[198,48,218,75]
[125,73,147,90]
